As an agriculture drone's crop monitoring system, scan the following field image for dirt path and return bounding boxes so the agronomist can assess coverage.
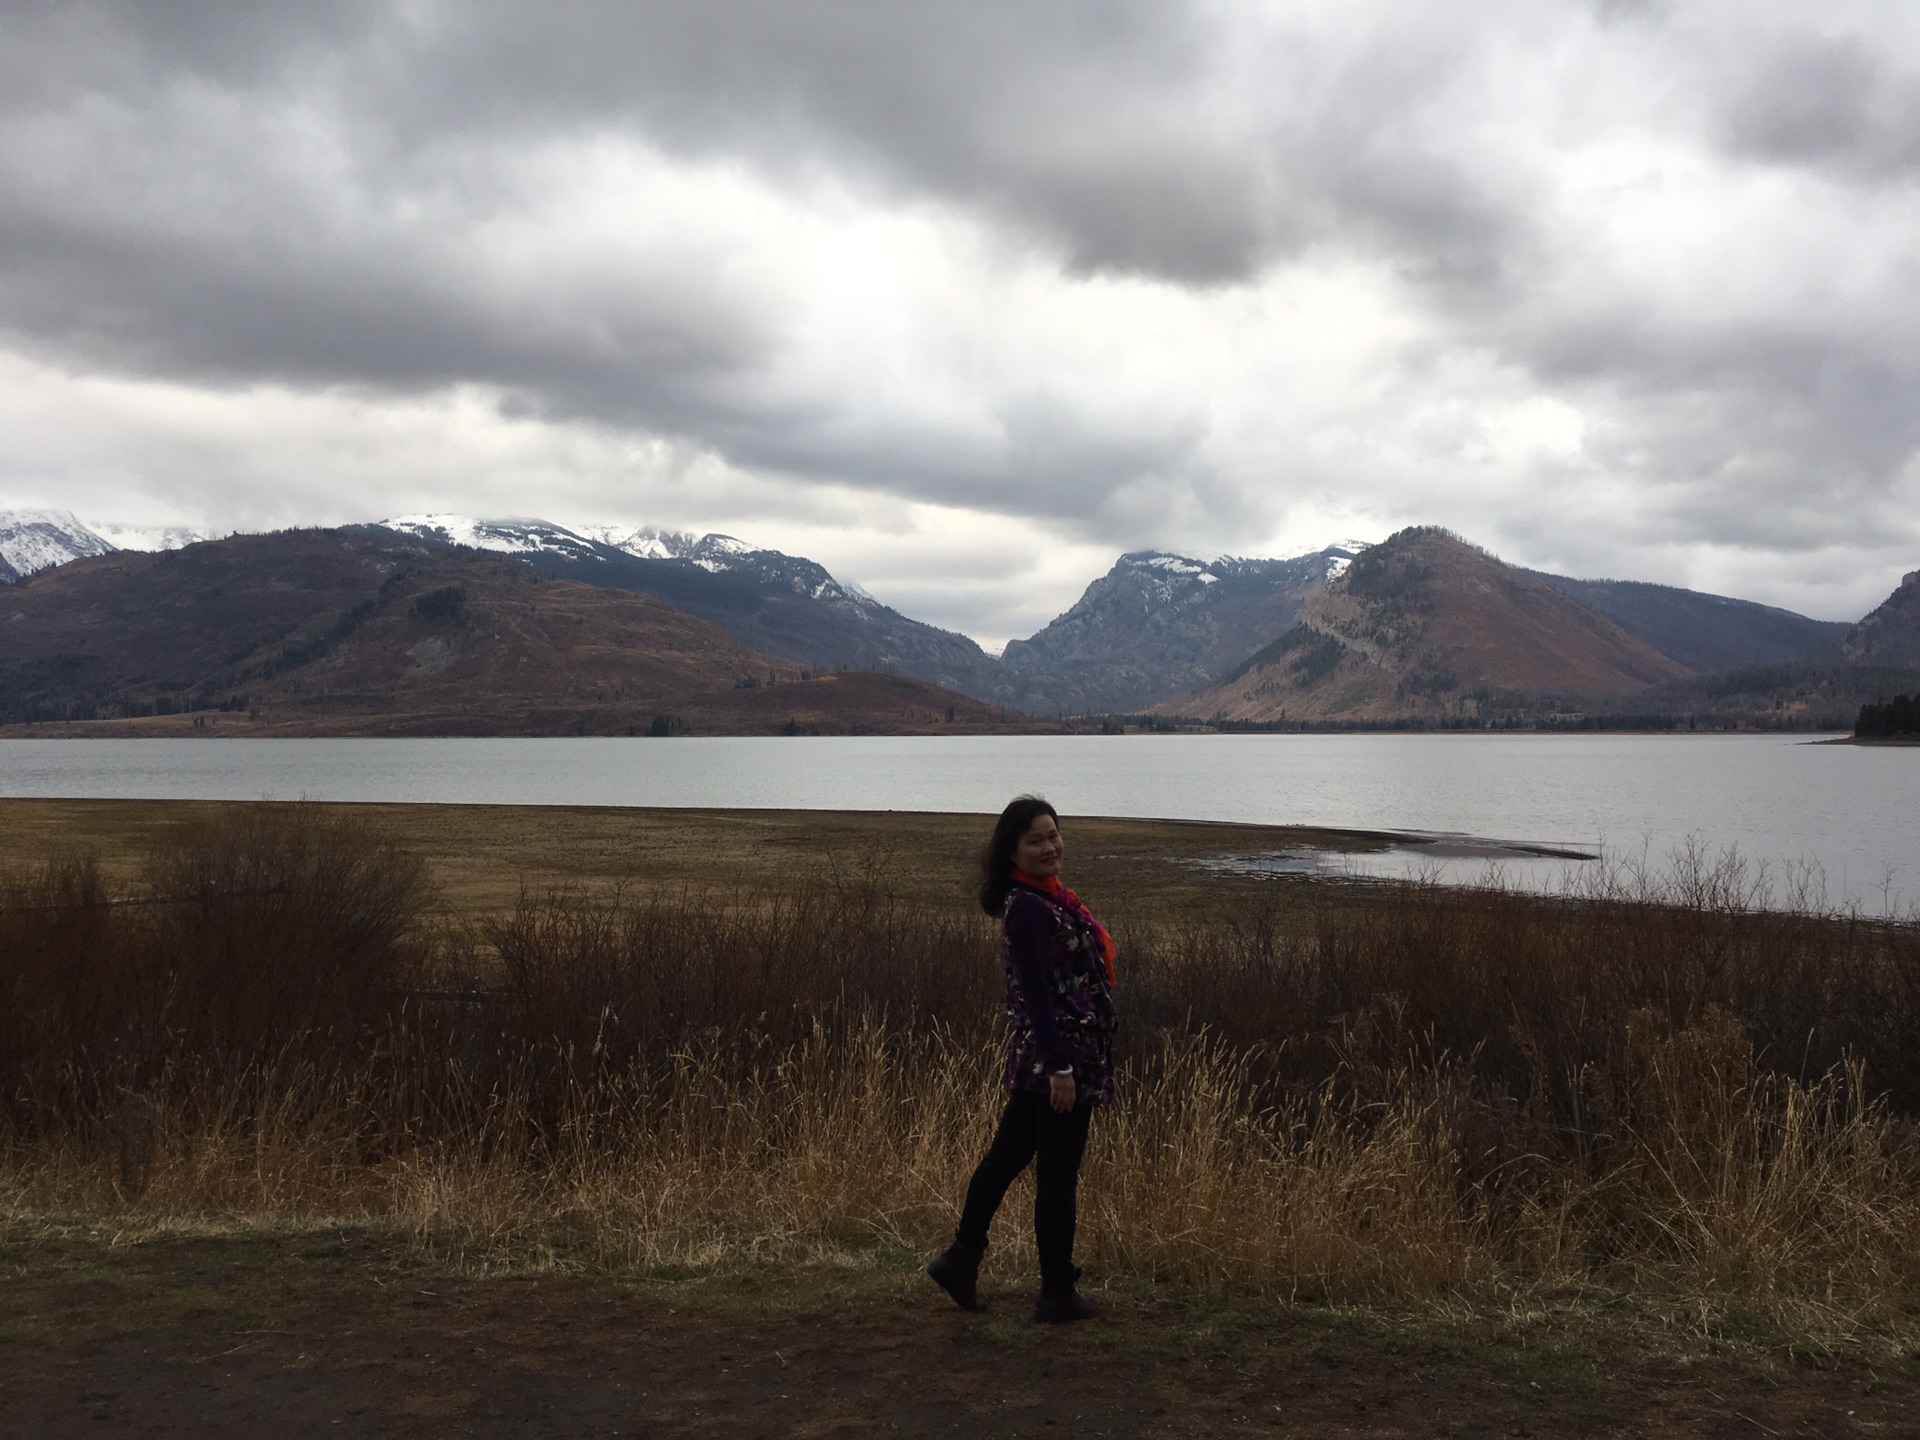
[3,1233,1915,1439]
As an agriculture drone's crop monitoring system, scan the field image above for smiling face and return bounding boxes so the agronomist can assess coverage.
[1013,812,1063,878]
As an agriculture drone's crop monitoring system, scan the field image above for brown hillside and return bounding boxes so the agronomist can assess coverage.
[0,531,1036,735]
[1174,528,1692,723]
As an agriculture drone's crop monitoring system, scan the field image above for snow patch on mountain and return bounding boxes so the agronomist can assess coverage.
[375,513,837,591]
[90,523,217,553]
[1113,551,1230,609]
[1139,554,1213,578]
[685,534,753,572]
[382,513,579,555]
[621,533,675,559]
[1322,538,1373,580]
[0,509,116,582]
[575,524,707,561]
[597,527,686,560]
[572,522,635,548]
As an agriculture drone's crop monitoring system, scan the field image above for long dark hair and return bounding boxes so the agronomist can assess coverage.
[978,795,1058,916]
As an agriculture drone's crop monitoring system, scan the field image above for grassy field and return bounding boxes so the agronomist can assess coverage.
[0,796,1395,917]
[3,798,1919,1433]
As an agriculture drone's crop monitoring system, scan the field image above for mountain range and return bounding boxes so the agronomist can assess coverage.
[0,528,1027,735]
[4,507,1915,733]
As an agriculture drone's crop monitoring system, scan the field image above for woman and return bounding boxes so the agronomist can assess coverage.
[927,795,1118,1323]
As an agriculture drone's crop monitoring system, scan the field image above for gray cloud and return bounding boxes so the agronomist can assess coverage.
[1725,37,1878,165]
[2,0,1919,638]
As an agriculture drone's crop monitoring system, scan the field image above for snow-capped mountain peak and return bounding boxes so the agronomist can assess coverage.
[0,509,116,583]
[622,530,686,560]
[375,513,801,581]
[565,524,687,559]
[684,534,755,572]
[570,523,701,560]
[572,522,643,550]
[1110,551,1226,609]
[591,525,779,575]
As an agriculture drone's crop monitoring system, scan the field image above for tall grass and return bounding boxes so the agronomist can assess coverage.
[3,806,1918,1336]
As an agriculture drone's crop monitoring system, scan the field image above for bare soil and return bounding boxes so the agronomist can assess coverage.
[4,1230,1916,1439]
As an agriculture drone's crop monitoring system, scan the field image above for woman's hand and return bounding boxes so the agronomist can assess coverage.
[1048,1072,1076,1112]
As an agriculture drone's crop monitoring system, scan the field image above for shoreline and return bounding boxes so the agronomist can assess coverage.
[0,718,1860,739]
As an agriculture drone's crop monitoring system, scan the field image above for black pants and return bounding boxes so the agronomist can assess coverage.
[955,1089,1092,1288]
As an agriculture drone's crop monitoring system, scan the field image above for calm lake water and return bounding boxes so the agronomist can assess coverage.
[1,733,1913,912]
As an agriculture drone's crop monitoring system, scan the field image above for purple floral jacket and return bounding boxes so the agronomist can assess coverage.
[999,882,1118,1106]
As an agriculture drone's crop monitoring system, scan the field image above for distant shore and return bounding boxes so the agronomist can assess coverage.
[0,714,1861,739]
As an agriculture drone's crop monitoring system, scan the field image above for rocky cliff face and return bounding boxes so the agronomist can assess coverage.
[1843,570,1920,669]
[994,545,1363,714]
[1174,528,1692,722]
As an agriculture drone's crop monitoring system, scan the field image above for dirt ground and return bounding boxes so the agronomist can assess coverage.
[4,1230,1917,1439]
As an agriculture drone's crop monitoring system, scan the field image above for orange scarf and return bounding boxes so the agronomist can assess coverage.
[1011,869,1117,987]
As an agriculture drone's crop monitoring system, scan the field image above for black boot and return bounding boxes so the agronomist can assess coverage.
[1033,1272,1099,1324]
[927,1239,987,1312]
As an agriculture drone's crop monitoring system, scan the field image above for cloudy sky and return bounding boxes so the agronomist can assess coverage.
[4,1,1919,646]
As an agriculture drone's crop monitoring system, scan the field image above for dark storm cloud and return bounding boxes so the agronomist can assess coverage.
[376,3,1520,286]
[1721,32,1920,180]
[0,1,1505,327]
[0,2,1230,518]
[0,0,1527,533]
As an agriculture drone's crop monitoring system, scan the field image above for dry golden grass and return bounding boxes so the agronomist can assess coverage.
[0,797,1393,917]
[4,802,1919,1353]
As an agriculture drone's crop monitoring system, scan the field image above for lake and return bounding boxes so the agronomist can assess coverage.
[1,733,1913,913]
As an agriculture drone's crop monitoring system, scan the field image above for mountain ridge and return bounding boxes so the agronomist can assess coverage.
[1175,528,1694,723]
[1843,568,1920,669]
[359,515,1005,698]
[1530,572,1850,672]
[993,545,1364,714]
[1,506,1897,725]
[0,530,1027,736]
